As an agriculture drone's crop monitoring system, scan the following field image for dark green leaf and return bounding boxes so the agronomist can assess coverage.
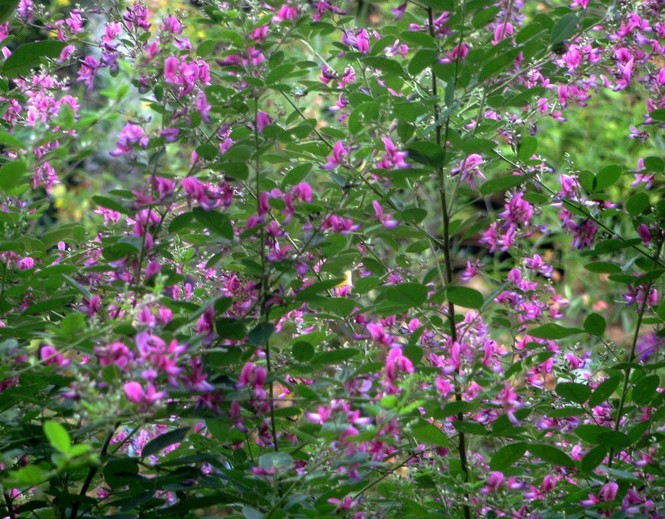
[3,41,68,77]
[0,160,27,191]
[594,165,621,191]
[248,322,275,346]
[408,49,438,76]
[362,56,404,76]
[292,341,315,362]
[104,458,140,488]
[518,136,538,161]
[490,442,527,471]
[311,348,360,365]
[584,313,606,337]
[142,428,189,458]
[296,278,345,301]
[626,192,650,216]
[446,286,483,309]
[528,323,584,340]
[407,141,445,168]
[551,13,578,45]
[528,444,575,467]
[0,0,18,23]
[556,382,591,405]
[192,207,233,240]
[411,419,448,447]
[584,262,622,274]
[596,430,632,448]
[581,446,607,473]
[633,375,659,405]
[383,282,428,308]
[589,376,620,407]
[480,174,532,195]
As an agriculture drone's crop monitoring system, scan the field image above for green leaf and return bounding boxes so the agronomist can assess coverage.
[460,138,496,155]
[192,207,233,240]
[407,141,445,169]
[411,419,448,447]
[584,313,606,337]
[518,136,538,161]
[584,262,622,274]
[446,286,483,309]
[556,382,591,405]
[247,322,275,346]
[626,192,650,216]
[296,278,345,301]
[362,56,404,76]
[632,375,659,405]
[408,49,438,76]
[0,160,27,191]
[480,174,532,195]
[3,41,68,77]
[292,341,314,362]
[104,458,140,488]
[581,446,607,473]
[0,130,24,148]
[311,348,360,365]
[44,421,71,454]
[575,424,612,444]
[142,428,189,458]
[383,282,428,308]
[551,13,578,45]
[650,108,665,122]
[528,323,584,340]
[528,444,575,467]
[10,465,47,486]
[266,63,295,83]
[643,156,664,172]
[479,49,519,81]
[594,165,621,191]
[490,442,527,471]
[589,376,620,407]
[453,421,488,435]
[0,0,19,23]
[596,430,632,449]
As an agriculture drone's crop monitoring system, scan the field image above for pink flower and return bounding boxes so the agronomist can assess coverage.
[256,111,271,133]
[17,257,34,270]
[451,154,485,189]
[321,141,349,170]
[161,15,182,34]
[372,200,398,228]
[110,123,149,157]
[124,381,166,406]
[599,481,618,502]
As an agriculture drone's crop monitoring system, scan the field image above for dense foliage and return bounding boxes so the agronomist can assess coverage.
[0,0,664,517]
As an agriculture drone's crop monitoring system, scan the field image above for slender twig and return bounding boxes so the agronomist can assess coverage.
[609,237,664,468]
[428,5,471,519]
[69,425,117,519]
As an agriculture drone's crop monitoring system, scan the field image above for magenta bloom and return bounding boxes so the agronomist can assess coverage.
[110,123,149,157]
[451,154,485,189]
[321,141,349,170]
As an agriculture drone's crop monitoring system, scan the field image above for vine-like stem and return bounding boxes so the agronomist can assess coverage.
[3,491,16,519]
[70,425,117,519]
[427,6,471,519]
[253,100,280,464]
[609,237,664,468]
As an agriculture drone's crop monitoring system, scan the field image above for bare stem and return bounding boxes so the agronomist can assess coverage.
[428,6,471,518]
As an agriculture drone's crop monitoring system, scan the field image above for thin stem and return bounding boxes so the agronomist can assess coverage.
[609,237,664,468]
[352,453,418,500]
[428,6,471,519]
[70,425,117,519]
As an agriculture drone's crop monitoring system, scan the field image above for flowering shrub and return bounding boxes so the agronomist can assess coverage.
[0,0,664,517]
